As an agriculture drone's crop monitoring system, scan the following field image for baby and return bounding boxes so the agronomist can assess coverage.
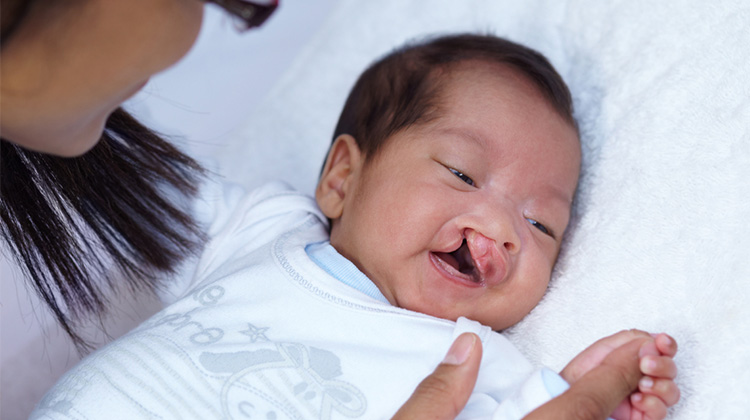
[314,33,678,419]
[32,34,678,420]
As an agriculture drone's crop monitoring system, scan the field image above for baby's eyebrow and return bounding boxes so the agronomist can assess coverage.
[437,127,488,150]
[544,185,575,208]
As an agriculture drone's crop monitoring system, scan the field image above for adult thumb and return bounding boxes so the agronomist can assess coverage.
[392,333,482,420]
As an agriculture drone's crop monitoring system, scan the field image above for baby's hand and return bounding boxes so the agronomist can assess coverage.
[619,333,680,420]
[560,330,680,420]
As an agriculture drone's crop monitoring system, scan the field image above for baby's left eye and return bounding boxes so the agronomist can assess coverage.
[526,218,553,238]
[449,168,474,186]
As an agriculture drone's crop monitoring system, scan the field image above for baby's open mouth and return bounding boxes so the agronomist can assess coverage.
[433,239,481,283]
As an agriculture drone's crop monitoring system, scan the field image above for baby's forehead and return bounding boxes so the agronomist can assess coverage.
[430,60,578,132]
[435,62,545,105]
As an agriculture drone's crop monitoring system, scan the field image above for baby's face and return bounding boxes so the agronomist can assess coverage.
[328,64,581,330]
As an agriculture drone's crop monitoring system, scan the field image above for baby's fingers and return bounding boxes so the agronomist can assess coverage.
[652,333,678,357]
[630,393,668,420]
[639,377,681,406]
[640,355,677,379]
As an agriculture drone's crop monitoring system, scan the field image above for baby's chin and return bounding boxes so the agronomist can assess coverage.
[398,298,517,331]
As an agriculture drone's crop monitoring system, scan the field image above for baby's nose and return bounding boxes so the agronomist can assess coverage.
[465,229,499,275]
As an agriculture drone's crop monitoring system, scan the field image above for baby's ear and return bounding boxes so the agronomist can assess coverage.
[316,134,362,219]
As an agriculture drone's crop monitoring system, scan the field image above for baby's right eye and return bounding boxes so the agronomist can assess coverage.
[526,218,555,239]
[449,168,475,186]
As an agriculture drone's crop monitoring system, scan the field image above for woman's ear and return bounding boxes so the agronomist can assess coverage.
[315,134,362,219]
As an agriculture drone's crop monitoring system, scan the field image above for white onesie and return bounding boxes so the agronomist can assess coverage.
[31,181,567,420]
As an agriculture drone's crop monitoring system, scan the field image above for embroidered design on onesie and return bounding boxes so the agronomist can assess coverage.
[199,330,367,419]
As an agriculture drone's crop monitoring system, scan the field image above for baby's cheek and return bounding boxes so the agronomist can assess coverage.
[517,261,553,313]
[527,257,553,294]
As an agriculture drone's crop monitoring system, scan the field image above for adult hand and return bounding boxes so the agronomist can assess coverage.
[525,337,656,420]
[394,332,672,420]
[561,330,679,420]
[392,332,482,419]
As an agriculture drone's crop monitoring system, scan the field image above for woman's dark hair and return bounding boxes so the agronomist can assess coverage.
[332,33,576,159]
[0,0,33,42]
[0,110,205,352]
[1,0,206,351]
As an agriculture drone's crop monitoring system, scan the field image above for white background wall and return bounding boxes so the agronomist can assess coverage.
[0,1,340,418]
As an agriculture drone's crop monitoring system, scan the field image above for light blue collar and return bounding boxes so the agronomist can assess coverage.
[305,240,390,304]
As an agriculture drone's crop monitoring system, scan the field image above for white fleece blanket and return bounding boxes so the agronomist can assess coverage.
[215,1,750,417]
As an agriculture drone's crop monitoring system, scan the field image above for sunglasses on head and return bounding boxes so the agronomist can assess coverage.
[205,0,279,31]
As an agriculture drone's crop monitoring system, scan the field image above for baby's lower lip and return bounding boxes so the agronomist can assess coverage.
[429,252,485,288]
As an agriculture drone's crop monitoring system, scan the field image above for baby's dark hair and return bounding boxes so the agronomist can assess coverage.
[331,33,576,159]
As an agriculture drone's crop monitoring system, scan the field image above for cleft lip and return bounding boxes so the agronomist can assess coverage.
[453,239,478,277]
[430,251,485,287]
[465,229,508,287]
[430,229,508,288]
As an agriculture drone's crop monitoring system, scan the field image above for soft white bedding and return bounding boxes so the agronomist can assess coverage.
[215,1,750,418]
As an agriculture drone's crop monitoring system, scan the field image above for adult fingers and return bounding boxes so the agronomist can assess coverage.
[592,329,652,350]
[392,333,482,420]
[561,329,652,383]
[526,337,650,420]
